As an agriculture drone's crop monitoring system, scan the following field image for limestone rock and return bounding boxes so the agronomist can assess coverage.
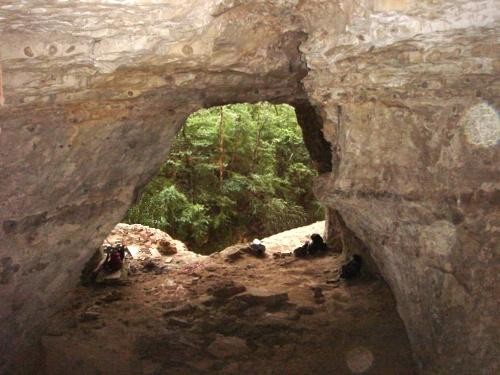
[157,239,177,256]
[207,335,250,359]
[209,280,247,299]
[255,314,292,330]
[106,223,179,256]
[233,288,289,309]
[163,303,197,317]
[100,291,122,303]
[167,317,191,328]
[296,306,315,315]
[219,244,248,262]
[80,311,100,322]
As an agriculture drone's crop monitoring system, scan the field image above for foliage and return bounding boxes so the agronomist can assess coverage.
[125,103,324,253]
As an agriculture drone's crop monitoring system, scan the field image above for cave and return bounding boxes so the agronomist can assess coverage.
[0,1,499,374]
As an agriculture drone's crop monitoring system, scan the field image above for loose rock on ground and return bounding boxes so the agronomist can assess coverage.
[41,222,416,374]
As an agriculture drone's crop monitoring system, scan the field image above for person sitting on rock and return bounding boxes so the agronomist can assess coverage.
[103,242,131,273]
[115,242,131,261]
[340,254,362,279]
[294,241,309,257]
[308,233,328,255]
[103,247,122,273]
[294,233,329,257]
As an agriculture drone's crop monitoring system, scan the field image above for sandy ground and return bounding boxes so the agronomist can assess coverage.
[40,222,416,375]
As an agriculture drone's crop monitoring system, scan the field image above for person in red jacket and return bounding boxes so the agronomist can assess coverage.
[103,242,130,272]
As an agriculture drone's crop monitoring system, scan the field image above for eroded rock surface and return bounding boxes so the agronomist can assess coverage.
[304,2,500,373]
[106,223,185,256]
[0,1,499,373]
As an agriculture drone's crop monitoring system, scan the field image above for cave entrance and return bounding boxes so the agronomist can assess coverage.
[122,102,325,255]
[67,102,415,375]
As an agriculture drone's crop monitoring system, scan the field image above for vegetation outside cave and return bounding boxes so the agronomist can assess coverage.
[125,103,324,254]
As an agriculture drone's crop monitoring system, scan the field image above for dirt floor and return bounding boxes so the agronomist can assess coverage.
[40,222,416,375]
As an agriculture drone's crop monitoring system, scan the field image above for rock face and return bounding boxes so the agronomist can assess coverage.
[0,1,498,374]
[305,2,499,373]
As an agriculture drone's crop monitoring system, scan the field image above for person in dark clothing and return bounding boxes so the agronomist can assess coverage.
[308,233,328,254]
[294,242,309,257]
[340,254,362,279]
[294,233,329,257]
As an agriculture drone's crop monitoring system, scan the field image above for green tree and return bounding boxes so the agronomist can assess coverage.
[125,103,324,253]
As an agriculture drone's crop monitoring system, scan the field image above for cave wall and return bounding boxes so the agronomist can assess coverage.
[302,1,499,373]
[0,1,499,373]
[0,2,306,372]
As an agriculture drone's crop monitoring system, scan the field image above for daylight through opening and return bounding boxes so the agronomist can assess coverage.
[125,102,324,254]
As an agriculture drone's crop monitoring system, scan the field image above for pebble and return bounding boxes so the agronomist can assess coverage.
[168,317,191,328]
[209,281,247,299]
[163,303,196,317]
[207,335,250,359]
[80,311,100,322]
[297,305,315,315]
[233,288,289,309]
[101,290,122,303]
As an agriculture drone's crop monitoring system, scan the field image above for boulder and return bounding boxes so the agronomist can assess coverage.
[209,281,247,299]
[233,288,289,309]
[207,335,250,359]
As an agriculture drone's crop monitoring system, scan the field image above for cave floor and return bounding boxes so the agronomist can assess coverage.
[41,223,416,375]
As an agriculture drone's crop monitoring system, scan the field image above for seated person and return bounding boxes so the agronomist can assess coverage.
[294,233,328,257]
[103,242,131,272]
